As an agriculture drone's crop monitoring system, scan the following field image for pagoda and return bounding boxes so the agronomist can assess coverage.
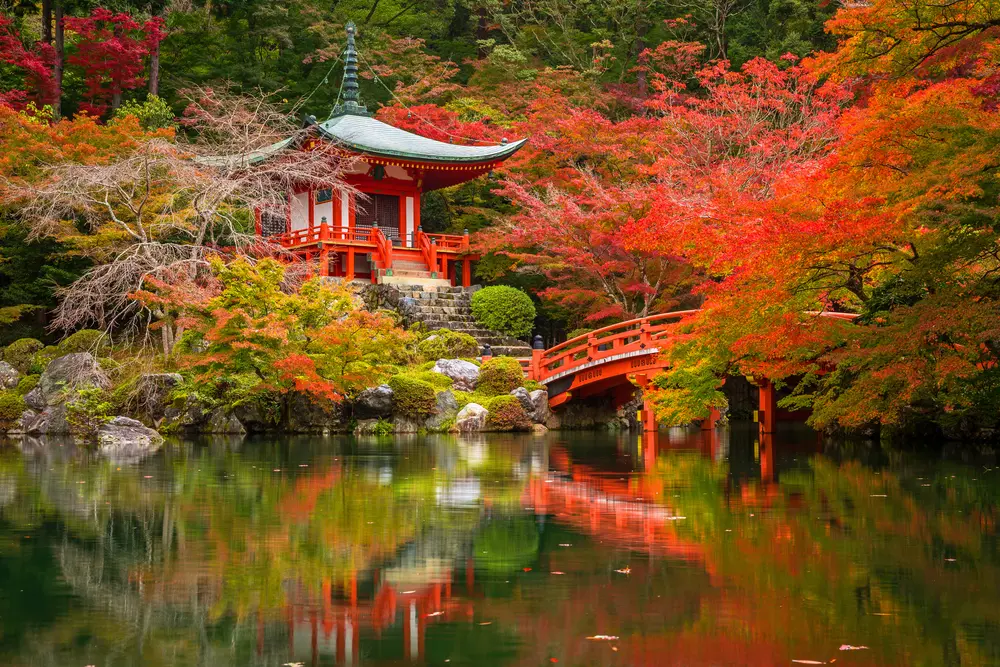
[255,22,525,287]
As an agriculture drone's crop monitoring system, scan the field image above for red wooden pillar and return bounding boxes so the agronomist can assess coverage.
[760,432,775,483]
[758,379,776,435]
[701,406,721,430]
[346,247,355,281]
[635,373,658,432]
[462,258,471,288]
[319,248,330,277]
[254,207,262,236]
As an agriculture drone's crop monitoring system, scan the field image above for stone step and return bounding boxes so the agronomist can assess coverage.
[421,315,476,323]
[378,274,452,288]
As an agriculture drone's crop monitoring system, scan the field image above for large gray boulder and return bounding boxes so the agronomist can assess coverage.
[24,387,45,411]
[286,392,345,433]
[455,403,488,433]
[529,389,551,424]
[431,359,480,392]
[354,384,395,419]
[425,390,459,430]
[38,353,108,406]
[96,416,163,462]
[205,408,245,434]
[163,394,211,432]
[7,409,37,434]
[510,387,551,424]
[25,403,70,435]
[0,362,19,390]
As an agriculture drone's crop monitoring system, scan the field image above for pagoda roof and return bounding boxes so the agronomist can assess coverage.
[315,113,526,164]
[196,22,525,174]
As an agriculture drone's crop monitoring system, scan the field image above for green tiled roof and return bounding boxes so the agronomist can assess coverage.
[316,114,526,163]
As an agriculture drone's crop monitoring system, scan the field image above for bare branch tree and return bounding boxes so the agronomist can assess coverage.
[10,86,356,351]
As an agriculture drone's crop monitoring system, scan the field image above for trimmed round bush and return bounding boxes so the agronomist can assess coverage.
[0,391,25,426]
[485,395,530,431]
[15,374,39,396]
[58,329,109,355]
[471,286,536,339]
[477,357,525,396]
[387,374,437,419]
[3,338,43,374]
[417,329,479,361]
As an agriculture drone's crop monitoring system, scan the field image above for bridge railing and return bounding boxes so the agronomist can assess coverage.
[530,310,700,383]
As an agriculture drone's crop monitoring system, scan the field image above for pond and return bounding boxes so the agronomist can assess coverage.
[0,425,996,666]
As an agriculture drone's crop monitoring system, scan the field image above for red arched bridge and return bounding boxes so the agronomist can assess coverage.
[517,310,859,432]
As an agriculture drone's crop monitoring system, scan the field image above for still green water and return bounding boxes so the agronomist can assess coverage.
[0,426,996,666]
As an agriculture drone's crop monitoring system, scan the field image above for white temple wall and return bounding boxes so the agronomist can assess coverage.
[290,192,309,231]
[315,200,333,229]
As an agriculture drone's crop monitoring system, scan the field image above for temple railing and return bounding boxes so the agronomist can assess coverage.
[415,230,438,275]
[274,224,378,248]
[372,227,393,271]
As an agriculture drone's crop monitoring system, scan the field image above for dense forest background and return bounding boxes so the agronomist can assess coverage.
[1,0,999,436]
[0,0,839,341]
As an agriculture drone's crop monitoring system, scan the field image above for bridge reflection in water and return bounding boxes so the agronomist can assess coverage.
[270,424,822,666]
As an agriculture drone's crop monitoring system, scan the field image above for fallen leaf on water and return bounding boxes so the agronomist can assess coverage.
[523,567,532,572]
[614,567,631,574]
[791,661,826,665]
[870,494,888,497]
[558,543,572,547]
[425,611,444,617]
[479,622,492,625]
[402,590,416,594]
[283,663,304,667]
[587,635,619,641]
[551,571,565,575]
[839,645,869,651]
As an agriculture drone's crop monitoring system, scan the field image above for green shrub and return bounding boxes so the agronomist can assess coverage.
[372,418,394,436]
[485,395,531,431]
[15,374,39,396]
[471,286,536,339]
[417,329,480,361]
[58,329,109,355]
[388,374,437,419]
[565,328,592,340]
[0,391,25,426]
[66,387,114,439]
[3,338,43,373]
[523,379,545,392]
[477,357,525,396]
[411,370,454,390]
[29,346,60,374]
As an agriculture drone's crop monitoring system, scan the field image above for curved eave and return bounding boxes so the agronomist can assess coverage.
[315,124,526,164]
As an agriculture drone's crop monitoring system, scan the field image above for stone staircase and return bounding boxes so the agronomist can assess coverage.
[390,284,533,358]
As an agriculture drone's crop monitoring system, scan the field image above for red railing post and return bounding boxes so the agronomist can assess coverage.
[531,335,544,382]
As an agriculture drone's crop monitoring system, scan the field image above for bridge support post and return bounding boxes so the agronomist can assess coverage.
[701,406,721,431]
[462,258,471,288]
[758,379,776,435]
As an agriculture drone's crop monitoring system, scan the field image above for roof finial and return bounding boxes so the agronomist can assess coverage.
[333,21,370,117]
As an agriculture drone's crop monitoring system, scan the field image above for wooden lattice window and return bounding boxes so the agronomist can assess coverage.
[260,209,286,237]
[355,193,400,243]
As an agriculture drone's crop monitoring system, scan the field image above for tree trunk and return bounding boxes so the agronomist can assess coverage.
[476,6,488,58]
[54,0,64,118]
[148,30,160,96]
[42,0,52,44]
